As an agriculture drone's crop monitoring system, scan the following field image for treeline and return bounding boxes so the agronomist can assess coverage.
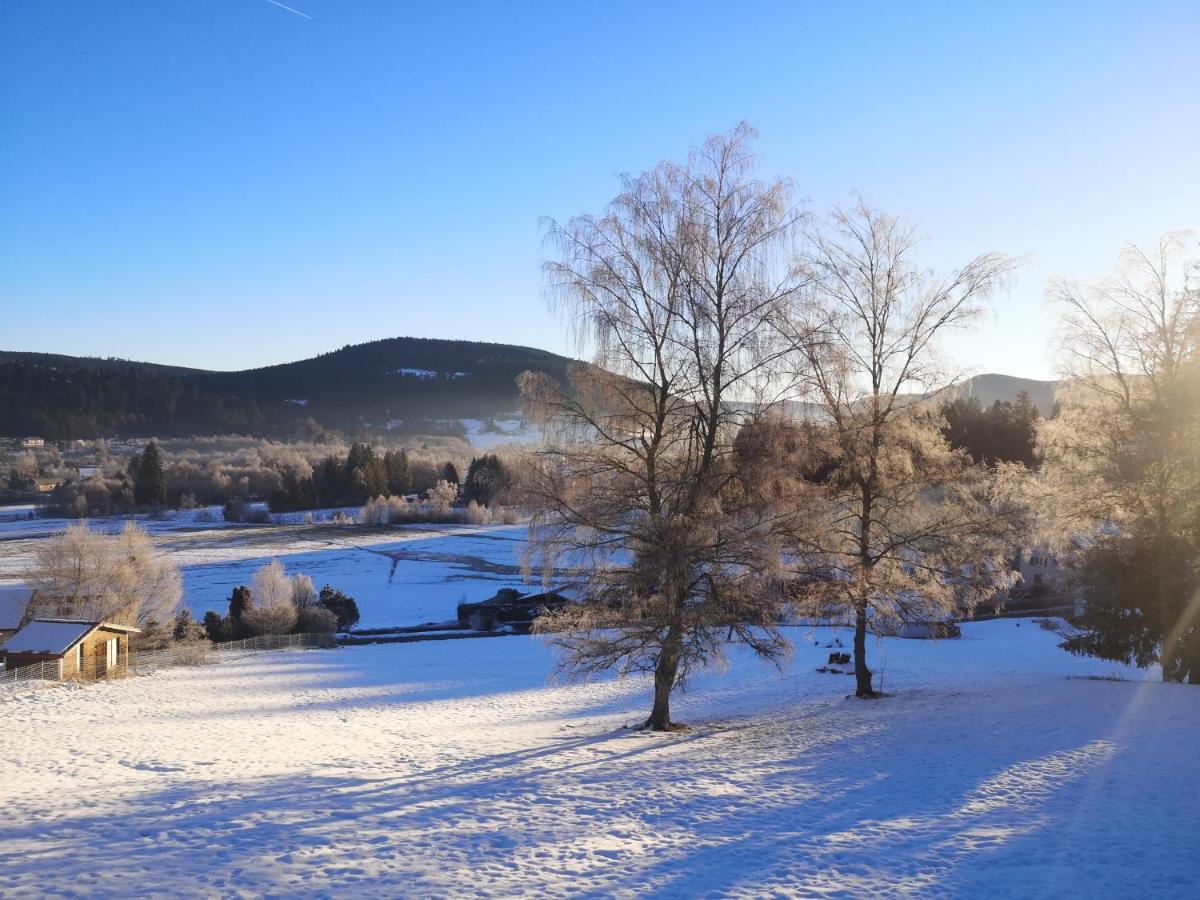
[269,444,513,512]
[40,436,482,518]
[270,444,443,511]
[0,359,303,440]
[940,391,1042,468]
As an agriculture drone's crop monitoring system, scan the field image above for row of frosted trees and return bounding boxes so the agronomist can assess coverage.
[521,124,1200,729]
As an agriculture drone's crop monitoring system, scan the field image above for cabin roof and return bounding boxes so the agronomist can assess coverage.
[0,585,35,631]
[1,619,139,655]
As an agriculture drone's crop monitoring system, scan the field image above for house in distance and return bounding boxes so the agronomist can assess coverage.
[456,588,572,634]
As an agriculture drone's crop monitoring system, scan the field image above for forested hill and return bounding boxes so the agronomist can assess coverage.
[946,373,1059,417]
[0,338,578,440]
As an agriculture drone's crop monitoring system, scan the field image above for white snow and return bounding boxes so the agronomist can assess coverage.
[1,620,1196,897]
[460,416,544,449]
[0,517,530,628]
[176,525,528,627]
[390,368,467,379]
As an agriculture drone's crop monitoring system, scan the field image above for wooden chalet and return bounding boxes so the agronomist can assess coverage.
[0,619,140,681]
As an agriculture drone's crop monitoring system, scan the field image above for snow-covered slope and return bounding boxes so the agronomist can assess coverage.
[2,621,1196,897]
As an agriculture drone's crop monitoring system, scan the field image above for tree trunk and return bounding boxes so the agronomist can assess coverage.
[646,623,684,730]
[853,601,875,698]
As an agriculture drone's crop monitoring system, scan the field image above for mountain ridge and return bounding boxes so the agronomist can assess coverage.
[0,337,580,440]
[0,338,1059,440]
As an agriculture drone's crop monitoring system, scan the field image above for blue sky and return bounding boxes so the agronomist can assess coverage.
[2,1,1197,378]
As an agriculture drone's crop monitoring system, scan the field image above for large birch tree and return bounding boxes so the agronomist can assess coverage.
[522,125,813,730]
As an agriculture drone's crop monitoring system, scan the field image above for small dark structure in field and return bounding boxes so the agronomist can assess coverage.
[898,620,962,639]
[456,588,572,633]
[1,619,140,680]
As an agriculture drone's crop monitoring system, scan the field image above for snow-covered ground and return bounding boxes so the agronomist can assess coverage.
[0,513,530,628]
[2,620,1196,897]
[176,524,528,627]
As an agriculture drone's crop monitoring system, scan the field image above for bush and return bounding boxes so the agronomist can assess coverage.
[241,603,298,636]
[296,605,337,634]
[170,639,211,666]
[359,491,518,526]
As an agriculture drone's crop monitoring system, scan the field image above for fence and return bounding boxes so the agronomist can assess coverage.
[0,631,336,690]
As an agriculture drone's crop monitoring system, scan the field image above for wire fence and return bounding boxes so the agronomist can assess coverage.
[0,631,336,691]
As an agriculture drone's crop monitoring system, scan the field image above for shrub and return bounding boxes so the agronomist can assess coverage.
[296,605,337,634]
[241,602,298,636]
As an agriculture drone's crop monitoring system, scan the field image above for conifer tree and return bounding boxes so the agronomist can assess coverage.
[133,441,166,507]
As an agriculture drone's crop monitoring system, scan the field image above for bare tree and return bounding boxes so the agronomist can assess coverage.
[783,201,1024,697]
[27,522,182,627]
[1038,233,1200,681]
[523,124,811,730]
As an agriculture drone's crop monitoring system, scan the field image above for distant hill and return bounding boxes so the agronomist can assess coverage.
[0,338,579,440]
[0,340,1061,442]
[944,373,1059,417]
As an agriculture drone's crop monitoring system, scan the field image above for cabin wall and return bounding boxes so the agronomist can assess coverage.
[69,629,132,681]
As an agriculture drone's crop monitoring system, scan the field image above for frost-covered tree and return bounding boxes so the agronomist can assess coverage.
[1038,233,1200,682]
[783,202,1025,697]
[27,522,182,627]
[241,560,299,635]
[523,124,811,730]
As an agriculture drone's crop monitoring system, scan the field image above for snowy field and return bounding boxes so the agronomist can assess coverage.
[0,512,530,628]
[3,620,1198,898]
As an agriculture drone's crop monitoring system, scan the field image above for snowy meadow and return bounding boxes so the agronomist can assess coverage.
[0,511,529,628]
[2,621,1197,897]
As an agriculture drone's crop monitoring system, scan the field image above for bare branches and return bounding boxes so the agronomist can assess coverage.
[26,522,182,628]
[524,125,807,728]
[1040,231,1200,539]
[778,201,1022,696]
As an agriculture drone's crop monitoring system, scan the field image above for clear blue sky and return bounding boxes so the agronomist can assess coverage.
[2,1,1197,379]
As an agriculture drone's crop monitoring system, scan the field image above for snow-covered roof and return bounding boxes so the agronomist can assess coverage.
[0,585,35,631]
[1,619,138,654]
[2,620,96,655]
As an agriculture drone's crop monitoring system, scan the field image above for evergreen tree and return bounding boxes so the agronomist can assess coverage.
[133,441,167,507]
[202,610,231,642]
[384,449,412,496]
[441,461,460,485]
[172,608,206,642]
[462,454,509,506]
[318,585,361,631]
[227,585,255,637]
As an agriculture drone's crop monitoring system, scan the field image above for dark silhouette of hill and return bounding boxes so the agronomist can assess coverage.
[0,338,578,440]
[945,373,1059,416]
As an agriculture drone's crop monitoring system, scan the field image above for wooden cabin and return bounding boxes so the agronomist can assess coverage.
[0,619,140,681]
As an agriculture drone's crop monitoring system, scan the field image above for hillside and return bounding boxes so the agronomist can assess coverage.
[0,340,1059,442]
[0,338,578,440]
[948,373,1059,416]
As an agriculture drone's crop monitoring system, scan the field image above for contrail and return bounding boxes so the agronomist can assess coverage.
[265,0,311,18]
